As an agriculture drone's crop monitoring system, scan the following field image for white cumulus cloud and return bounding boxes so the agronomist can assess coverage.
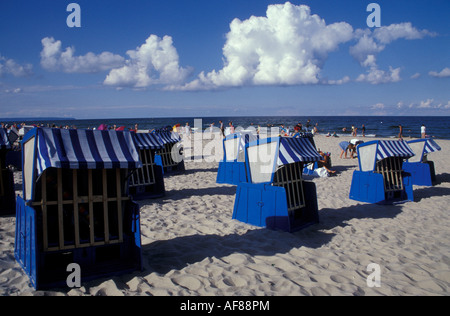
[372,23,436,44]
[351,23,434,84]
[356,65,401,85]
[407,98,450,110]
[0,55,33,77]
[36,4,438,91]
[104,34,192,88]
[176,2,353,90]
[418,98,434,108]
[371,102,385,110]
[40,37,125,73]
[429,67,450,78]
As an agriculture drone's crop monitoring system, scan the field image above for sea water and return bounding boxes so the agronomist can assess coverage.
[4,116,450,140]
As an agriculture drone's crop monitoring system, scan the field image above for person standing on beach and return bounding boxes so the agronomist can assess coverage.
[362,124,366,137]
[312,123,319,135]
[219,121,225,138]
[229,121,235,134]
[398,125,403,140]
[421,124,426,138]
[184,122,191,140]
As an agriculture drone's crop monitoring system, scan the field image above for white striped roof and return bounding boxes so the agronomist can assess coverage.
[407,138,441,155]
[375,140,415,161]
[132,132,164,150]
[277,137,322,165]
[154,131,181,144]
[34,128,142,176]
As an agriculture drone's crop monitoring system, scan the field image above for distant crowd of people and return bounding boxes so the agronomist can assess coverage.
[1,119,430,144]
[176,119,322,140]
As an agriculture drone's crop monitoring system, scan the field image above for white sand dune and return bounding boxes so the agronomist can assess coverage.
[1,135,449,296]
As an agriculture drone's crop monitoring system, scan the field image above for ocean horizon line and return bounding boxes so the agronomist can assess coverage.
[3,114,450,122]
[3,115,449,139]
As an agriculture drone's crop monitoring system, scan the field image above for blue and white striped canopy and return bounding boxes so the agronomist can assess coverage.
[171,132,182,142]
[154,131,181,144]
[277,137,322,166]
[132,132,164,150]
[245,137,322,183]
[408,138,441,154]
[35,128,142,176]
[358,140,415,172]
[0,128,11,150]
[423,139,442,153]
[375,140,415,161]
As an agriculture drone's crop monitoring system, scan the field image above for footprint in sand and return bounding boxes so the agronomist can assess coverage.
[172,275,203,291]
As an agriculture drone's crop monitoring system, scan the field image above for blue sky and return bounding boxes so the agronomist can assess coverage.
[0,0,449,119]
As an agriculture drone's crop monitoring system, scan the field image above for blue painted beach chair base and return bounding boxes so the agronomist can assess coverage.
[154,155,164,176]
[349,171,414,204]
[155,154,185,173]
[15,196,143,290]
[129,165,166,200]
[232,181,319,232]
[403,161,436,186]
[216,161,247,185]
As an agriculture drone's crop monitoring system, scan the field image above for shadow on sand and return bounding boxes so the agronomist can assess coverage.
[58,200,403,293]
[140,202,402,275]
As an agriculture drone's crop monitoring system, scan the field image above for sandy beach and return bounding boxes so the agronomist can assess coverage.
[1,134,449,296]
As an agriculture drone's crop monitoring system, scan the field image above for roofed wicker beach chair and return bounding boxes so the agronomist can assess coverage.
[349,140,415,204]
[15,127,143,289]
[153,130,185,173]
[232,137,322,232]
[129,131,165,199]
[403,138,441,186]
[0,128,16,214]
[216,131,258,185]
